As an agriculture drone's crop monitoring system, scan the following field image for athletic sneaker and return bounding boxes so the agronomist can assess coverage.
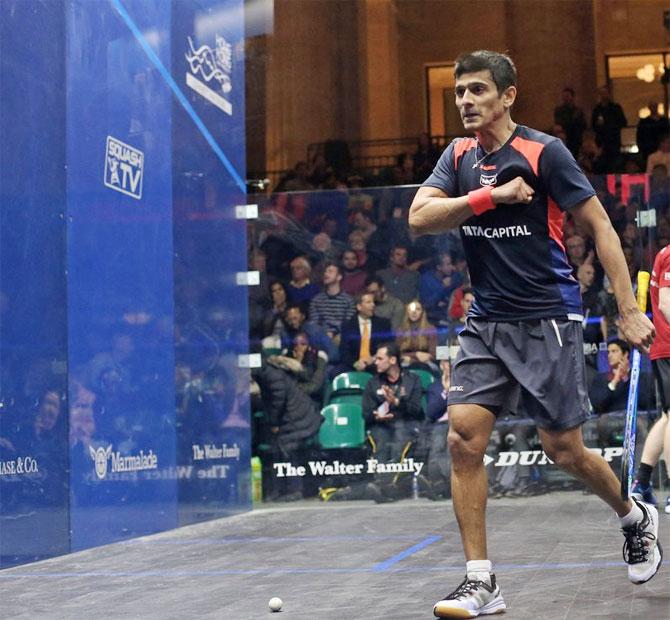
[631,479,658,506]
[665,496,670,515]
[433,573,506,618]
[622,498,664,584]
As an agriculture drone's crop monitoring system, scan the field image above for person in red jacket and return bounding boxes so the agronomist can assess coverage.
[633,244,670,514]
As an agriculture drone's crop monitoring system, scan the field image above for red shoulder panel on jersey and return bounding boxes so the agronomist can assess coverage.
[510,136,545,176]
[453,138,477,170]
[547,197,565,252]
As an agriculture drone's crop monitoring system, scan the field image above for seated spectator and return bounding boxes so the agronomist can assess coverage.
[578,263,602,317]
[646,133,670,174]
[248,248,271,339]
[590,338,652,447]
[287,256,320,305]
[281,303,338,363]
[350,208,388,272]
[347,229,372,272]
[340,248,367,296]
[338,292,392,372]
[254,359,323,501]
[419,253,464,325]
[577,262,603,384]
[565,233,592,275]
[577,133,606,174]
[365,275,405,331]
[598,275,619,342]
[397,299,438,374]
[261,280,289,345]
[361,343,423,501]
[377,245,421,304]
[308,262,355,343]
[276,331,327,404]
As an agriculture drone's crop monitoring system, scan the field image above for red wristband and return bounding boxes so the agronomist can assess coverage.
[468,186,496,215]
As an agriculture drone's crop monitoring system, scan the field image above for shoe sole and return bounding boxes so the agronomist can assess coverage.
[631,541,663,585]
[433,596,506,618]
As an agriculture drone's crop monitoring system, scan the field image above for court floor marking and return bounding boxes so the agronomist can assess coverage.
[110,0,246,193]
[2,560,666,579]
[121,534,438,545]
[373,535,442,572]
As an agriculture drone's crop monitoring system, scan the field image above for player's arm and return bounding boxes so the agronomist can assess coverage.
[571,196,655,352]
[408,177,534,236]
[408,186,472,235]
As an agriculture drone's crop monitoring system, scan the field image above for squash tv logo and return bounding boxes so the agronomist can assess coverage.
[104,136,144,200]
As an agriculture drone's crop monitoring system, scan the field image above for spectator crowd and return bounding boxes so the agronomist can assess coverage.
[243,111,670,500]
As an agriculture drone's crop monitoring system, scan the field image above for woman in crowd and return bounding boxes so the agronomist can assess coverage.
[396,299,438,374]
[283,331,327,404]
[261,280,289,346]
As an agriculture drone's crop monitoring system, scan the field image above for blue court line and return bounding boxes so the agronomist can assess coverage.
[122,534,428,545]
[1,559,667,579]
[372,535,442,572]
[110,0,246,193]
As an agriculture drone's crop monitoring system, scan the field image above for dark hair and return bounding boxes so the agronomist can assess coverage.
[454,50,517,94]
[285,303,305,316]
[607,338,630,355]
[269,279,288,294]
[324,261,342,276]
[365,274,384,288]
[378,341,400,362]
[462,286,474,297]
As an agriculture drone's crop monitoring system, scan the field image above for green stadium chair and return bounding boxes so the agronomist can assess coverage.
[325,371,373,406]
[318,403,366,449]
[409,368,435,391]
[328,393,364,407]
[331,371,373,393]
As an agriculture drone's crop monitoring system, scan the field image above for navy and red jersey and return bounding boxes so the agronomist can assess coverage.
[650,245,670,360]
[423,124,595,321]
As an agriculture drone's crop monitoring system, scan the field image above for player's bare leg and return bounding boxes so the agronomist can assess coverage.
[538,426,630,514]
[539,425,662,584]
[448,404,497,559]
[433,404,505,618]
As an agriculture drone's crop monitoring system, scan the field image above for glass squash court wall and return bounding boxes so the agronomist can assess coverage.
[0,0,249,568]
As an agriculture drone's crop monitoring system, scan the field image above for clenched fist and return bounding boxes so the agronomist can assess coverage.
[492,176,535,205]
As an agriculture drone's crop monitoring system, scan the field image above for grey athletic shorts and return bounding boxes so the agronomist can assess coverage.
[449,318,591,430]
[652,358,670,413]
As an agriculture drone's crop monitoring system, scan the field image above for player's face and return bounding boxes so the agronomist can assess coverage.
[454,70,514,132]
